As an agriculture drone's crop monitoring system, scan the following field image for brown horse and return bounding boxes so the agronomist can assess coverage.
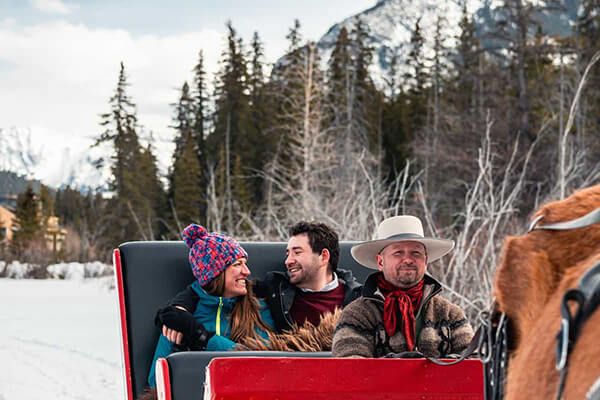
[494,184,600,399]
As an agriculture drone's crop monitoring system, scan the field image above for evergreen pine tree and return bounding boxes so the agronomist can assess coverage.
[526,26,555,128]
[381,88,410,182]
[208,22,253,231]
[430,15,449,132]
[453,0,480,115]
[326,25,353,165]
[171,82,195,161]
[286,19,302,53]
[490,0,562,142]
[326,26,352,129]
[170,138,202,229]
[168,82,203,231]
[351,18,379,152]
[577,0,600,142]
[326,21,378,172]
[404,18,429,135]
[96,62,159,243]
[192,51,209,224]
[381,46,410,180]
[55,186,82,228]
[137,141,167,238]
[12,185,41,255]
[267,18,306,148]
[39,184,54,222]
[247,31,271,205]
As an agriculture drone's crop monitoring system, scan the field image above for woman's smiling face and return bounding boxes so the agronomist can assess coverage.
[222,258,251,297]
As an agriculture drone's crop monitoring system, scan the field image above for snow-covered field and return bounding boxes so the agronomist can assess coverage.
[0,277,124,400]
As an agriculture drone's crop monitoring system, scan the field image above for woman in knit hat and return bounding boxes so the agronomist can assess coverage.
[147,224,274,387]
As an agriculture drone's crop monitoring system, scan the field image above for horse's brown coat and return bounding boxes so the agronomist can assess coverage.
[494,185,600,399]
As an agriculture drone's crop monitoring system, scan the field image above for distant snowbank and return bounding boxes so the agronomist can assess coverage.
[47,261,112,279]
[0,260,112,281]
[0,278,123,399]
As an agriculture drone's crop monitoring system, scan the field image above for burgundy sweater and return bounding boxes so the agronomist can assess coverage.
[289,284,345,327]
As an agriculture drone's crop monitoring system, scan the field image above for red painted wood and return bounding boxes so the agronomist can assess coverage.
[114,248,133,400]
[205,358,484,400]
[156,358,172,400]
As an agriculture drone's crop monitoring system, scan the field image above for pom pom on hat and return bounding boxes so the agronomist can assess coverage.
[181,224,248,286]
[182,224,208,248]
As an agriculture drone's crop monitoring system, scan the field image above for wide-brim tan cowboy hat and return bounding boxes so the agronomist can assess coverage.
[351,215,455,269]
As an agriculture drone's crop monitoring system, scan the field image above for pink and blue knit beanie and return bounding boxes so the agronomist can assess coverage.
[182,224,248,286]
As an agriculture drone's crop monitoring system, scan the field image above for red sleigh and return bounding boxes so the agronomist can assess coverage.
[114,241,484,400]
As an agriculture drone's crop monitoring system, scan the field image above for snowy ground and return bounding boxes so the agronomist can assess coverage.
[0,277,124,400]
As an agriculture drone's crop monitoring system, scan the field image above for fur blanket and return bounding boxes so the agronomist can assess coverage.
[238,309,340,352]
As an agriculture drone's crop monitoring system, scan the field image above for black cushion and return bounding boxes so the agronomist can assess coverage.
[117,240,369,399]
[167,351,331,400]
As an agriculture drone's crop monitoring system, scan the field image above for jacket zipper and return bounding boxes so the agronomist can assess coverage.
[216,297,223,336]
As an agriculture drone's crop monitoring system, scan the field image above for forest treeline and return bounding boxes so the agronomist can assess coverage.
[5,2,600,313]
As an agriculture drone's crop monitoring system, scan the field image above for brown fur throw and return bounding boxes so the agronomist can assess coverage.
[238,309,341,352]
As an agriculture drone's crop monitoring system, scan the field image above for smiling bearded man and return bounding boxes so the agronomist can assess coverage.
[257,221,362,329]
[332,215,474,358]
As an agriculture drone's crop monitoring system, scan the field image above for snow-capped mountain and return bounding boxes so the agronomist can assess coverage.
[0,127,42,175]
[316,0,577,87]
[0,127,111,191]
[0,126,173,192]
[317,0,471,87]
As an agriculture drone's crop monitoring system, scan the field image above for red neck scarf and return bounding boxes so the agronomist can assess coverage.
[376,274,425,351]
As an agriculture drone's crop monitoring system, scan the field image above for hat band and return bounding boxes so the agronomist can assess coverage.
[383,233,425,241]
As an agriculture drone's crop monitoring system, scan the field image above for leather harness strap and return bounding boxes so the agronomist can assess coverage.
[555,261,600,400]
[381,326,483,365]
[528,207,600,232]
[587,376,600,400]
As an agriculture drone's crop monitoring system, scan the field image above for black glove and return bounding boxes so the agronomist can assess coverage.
[155,306,214,351]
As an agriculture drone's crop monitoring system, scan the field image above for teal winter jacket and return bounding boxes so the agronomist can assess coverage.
[148,281,274,387]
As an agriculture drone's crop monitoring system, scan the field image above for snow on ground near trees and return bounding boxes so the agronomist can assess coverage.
[0,277,124,400]
[0,261,112,280]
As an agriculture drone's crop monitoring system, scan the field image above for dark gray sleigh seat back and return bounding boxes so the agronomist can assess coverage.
[115,240,368,399]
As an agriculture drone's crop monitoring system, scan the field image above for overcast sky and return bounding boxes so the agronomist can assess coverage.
[0,0,374,158]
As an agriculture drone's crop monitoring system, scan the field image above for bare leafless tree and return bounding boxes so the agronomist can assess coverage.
[422,113,539,321]
[556,51,600,198]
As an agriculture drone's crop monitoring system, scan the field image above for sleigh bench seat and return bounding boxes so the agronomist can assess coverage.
[156,351,332,400]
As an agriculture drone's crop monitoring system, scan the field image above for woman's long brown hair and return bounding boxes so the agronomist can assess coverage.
[203,271,272,342]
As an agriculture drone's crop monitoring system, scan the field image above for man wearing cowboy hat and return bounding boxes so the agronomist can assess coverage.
[332,215,473,358]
